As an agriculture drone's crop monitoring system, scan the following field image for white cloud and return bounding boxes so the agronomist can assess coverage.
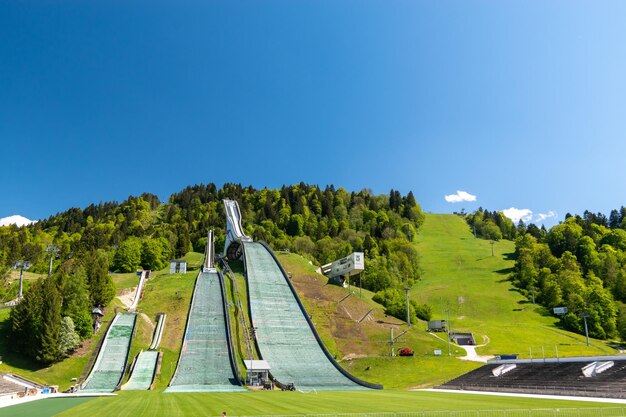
[0,215,37,227]
[502,208,533,223]
[444,190,477,203]
[501,208,558,224]
[535,211,557,222]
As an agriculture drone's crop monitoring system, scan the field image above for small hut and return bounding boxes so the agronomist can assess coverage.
[243,360,271,387]
[169,260,187,274]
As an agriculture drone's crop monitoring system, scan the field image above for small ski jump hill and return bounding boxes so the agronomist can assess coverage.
[81,312,137,393]
[122,313,166,391]
[223,199,381,391]
[166,229,245,392]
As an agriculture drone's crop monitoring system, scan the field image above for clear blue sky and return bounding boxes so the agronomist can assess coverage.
[2,1,625,228]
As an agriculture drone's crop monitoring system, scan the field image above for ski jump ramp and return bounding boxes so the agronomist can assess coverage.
[122,314,165,391]
[224,199,252,260]
[243,242,380,390]
[129,270,149,312]
[166,228,244,392]
[221,199,379,390]
[121,350,159,390]
[81,312,137,393]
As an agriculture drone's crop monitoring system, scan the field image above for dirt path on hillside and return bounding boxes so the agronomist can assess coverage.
[116,288,155,331]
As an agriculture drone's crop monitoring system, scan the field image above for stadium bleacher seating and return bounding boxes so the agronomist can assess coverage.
[439,359,626,398]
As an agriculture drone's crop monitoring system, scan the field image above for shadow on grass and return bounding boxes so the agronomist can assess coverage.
[503,252,516,261]
[495,267,514,275]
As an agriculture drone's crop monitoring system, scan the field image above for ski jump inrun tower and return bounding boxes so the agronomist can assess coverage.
[223,199,252,260]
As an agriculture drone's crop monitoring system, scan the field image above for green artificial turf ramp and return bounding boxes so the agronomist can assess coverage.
[80,312,136,393]
[165,271,245,392]
[244,242,366,391]
[121,350,159,390]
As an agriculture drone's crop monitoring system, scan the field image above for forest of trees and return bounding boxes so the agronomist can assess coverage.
[475,207,626,341]
[0,183,424,363]
[464,207,519,241]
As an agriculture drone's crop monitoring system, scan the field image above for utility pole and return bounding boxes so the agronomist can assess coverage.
[446,302,451,356]
[405,285,411,326]
[581,312,590,347]
[490,240,495,257]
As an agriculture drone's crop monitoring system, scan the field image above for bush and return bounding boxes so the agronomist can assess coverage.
[412,301,432,321]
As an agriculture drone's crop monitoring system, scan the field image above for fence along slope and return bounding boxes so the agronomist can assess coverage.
[243,241,381,390]
[81,312,137,392]
[165,270,246,392]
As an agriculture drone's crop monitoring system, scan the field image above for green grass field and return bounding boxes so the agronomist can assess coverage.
[7,390,624,417]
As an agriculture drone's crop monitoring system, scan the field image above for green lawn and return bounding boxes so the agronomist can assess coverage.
[38,390,625,417]
[2,397,95,417]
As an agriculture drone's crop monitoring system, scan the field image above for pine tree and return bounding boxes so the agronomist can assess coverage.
[36,276,62,364]
[175,223,191,257]
[58,262,93,339]
[9,278,44,357]
[84,250,115,307]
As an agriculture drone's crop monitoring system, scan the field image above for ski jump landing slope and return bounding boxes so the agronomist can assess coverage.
[243,241,381,391]
[165,271,245,392]
[81,312,137,393]
[121,350,159,390]
[122,314,166,391]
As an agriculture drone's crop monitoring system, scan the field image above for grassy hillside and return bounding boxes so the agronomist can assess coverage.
[277,252,480,388]
[413,213,616,358]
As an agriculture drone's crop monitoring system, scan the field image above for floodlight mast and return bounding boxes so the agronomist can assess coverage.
[46,245,59,278]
